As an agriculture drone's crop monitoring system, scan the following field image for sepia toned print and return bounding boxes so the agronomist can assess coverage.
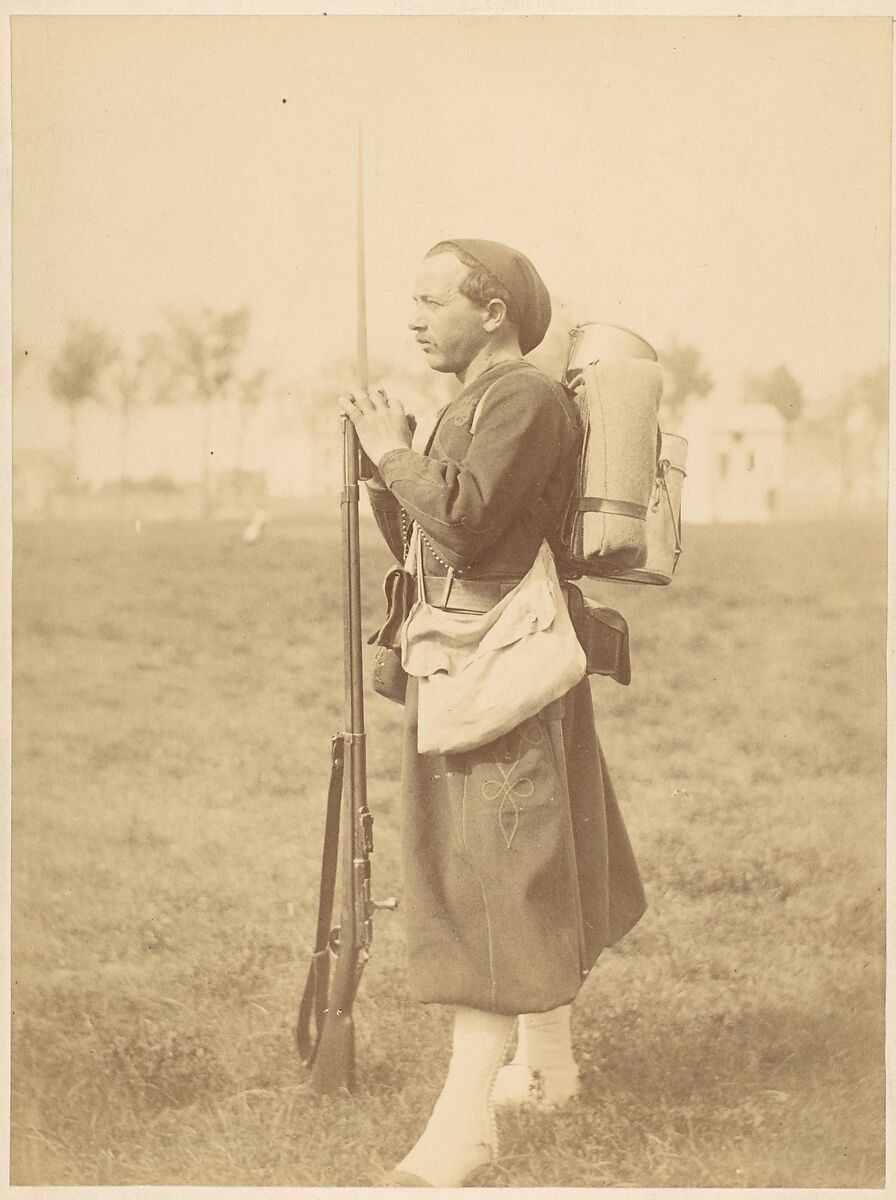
[9,13,888,1189]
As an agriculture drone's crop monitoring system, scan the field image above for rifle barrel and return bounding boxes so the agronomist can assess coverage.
[341,417,367,953]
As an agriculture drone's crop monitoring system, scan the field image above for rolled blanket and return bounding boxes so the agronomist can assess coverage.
[568,357,663,573]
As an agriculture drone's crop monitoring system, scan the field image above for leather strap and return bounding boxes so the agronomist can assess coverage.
[429,577,521,613]
[578,497,648,520]
[296,734,345,1067]
[424,576,582,614]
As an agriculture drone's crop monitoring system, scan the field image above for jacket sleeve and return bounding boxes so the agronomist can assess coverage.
[377,375,570,571]
[366,483,408,564]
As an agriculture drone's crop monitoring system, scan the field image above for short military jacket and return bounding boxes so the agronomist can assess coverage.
[370,360,580,580]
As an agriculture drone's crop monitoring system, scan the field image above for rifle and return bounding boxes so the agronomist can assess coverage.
[295,127,396,1093]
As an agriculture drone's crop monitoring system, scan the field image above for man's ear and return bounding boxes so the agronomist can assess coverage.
[483,298,509,333]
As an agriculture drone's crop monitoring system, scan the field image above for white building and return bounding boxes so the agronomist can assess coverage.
[676,397,787,524]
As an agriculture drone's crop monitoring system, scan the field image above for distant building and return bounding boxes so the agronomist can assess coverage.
[676,397,786,523]
[840,401,888,511]
[780,403,887,519]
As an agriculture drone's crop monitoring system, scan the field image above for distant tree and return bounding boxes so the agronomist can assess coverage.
[159,306,253,512]
[110,358,140,485]
[744,363,805,423]
[108,335,166,484]
[849,364,888,427]
[49,320,119,475]
[233,367,268,474]
[658,339,713,421]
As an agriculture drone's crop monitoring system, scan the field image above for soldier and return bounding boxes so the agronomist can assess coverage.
[339,239,646,1187]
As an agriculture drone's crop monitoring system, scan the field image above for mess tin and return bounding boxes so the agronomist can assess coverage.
[565,322,658,381]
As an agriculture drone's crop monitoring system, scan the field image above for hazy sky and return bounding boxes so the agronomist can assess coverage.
[11,15,892,415]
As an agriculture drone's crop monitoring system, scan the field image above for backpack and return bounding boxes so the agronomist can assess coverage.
[555,323,687,585]
[468,326,687,585]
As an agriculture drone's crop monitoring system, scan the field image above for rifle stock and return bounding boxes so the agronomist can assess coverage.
[309,1005,356,1095]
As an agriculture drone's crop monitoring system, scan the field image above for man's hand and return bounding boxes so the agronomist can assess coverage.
[362,464,390,491]
[338,388,413,468]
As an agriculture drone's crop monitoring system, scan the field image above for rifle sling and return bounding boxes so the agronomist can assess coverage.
[296,733,345,1067]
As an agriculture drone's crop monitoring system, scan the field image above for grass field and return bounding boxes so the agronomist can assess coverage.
[10,511,887,1187]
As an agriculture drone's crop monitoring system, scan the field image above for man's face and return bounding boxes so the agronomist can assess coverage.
[408,253,489,375]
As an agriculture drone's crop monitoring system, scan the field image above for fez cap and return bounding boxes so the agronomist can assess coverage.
[433,238,552,355]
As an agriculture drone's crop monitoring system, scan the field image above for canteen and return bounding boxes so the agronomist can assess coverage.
[606,432,688,585]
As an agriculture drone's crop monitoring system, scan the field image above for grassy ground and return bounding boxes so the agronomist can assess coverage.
[10,513,886,1187]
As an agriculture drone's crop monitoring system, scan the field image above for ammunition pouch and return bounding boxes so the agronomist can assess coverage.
[373,644,408,705]
[369,565,414,704]
[566,585,631,686]
[368,565,415,649]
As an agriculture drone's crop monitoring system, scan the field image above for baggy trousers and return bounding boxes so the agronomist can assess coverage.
[401,674,647,1014]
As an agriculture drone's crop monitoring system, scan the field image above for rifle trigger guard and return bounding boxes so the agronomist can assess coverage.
[328,926,341,953]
